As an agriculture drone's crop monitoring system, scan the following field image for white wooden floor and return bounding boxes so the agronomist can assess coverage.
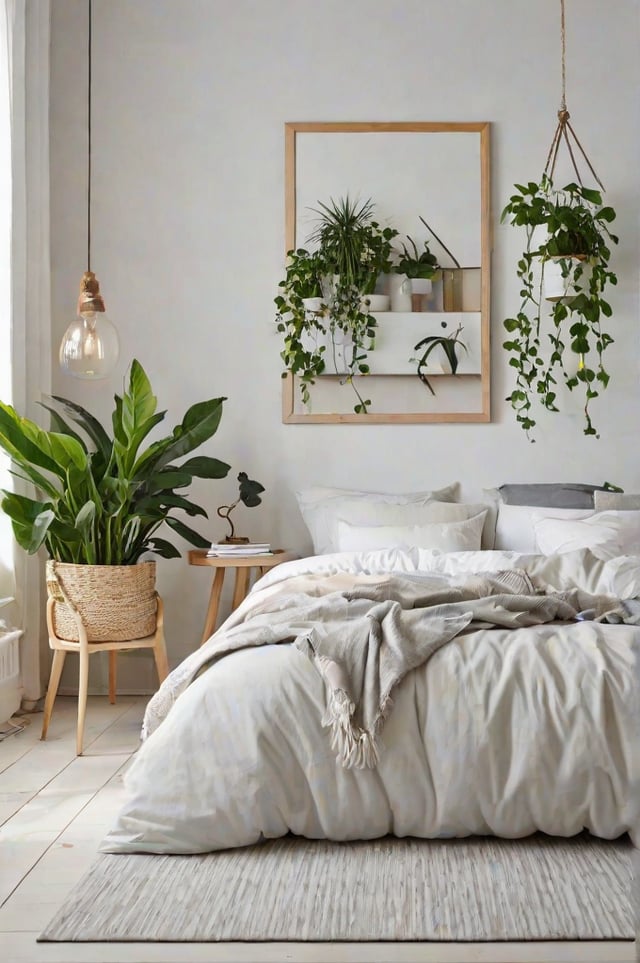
[0,695,635,963]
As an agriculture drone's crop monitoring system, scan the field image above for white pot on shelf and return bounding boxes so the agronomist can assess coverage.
[431,357,453,375]
[360,294,390,312]
[389,274,412,312]
[410,277,433,296]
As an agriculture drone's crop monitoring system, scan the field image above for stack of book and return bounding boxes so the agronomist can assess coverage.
[207,542,273,558]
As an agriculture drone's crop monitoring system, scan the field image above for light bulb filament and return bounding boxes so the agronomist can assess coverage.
[79,312,101,361]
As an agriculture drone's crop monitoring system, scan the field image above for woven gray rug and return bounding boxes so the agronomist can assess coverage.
[40,833,635,942]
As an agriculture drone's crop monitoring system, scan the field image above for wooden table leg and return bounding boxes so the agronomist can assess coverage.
[200,567,226,646]
[231,566,250,611]
[108,651,117,705]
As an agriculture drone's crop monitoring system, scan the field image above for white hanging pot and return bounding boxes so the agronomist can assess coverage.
[543,256,592,303]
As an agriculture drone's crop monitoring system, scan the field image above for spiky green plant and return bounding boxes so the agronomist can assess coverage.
[0,360,231,564]
[412,323,467,395]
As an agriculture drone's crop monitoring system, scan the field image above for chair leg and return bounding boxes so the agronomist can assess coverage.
[77,645,90,756]
[153,630,169,685]
[41,650,67,741]
[108,651,117,705]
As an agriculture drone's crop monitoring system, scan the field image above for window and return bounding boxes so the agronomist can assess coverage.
[0,2,15,605]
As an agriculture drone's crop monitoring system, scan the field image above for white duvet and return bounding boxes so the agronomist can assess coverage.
[101,548,640,854]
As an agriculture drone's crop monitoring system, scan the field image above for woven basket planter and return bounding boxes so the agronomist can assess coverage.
[45,561,157,642]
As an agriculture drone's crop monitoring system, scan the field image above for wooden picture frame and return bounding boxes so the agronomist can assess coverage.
[281,122,491,425]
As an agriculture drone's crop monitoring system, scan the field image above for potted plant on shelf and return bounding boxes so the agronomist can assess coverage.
[308,195,398,312]
[276,194,397,415]
[216,472,265,543]
[392,233,440,311]
[411,322,467,395]
[501,175,618,438]
[0,359,231,642]
[275,252,330,410]
[279,247,326,317]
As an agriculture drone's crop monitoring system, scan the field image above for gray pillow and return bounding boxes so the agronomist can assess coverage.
[497,483,609,509]
[594,491,640,511]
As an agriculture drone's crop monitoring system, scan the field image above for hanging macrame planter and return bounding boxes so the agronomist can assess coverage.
[501,0,618,440]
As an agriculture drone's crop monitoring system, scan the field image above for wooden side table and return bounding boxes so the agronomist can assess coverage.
[188,549,298,645]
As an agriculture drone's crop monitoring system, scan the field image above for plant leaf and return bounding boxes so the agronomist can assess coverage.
[48,395,112,457]
[133,398,226,478]
[237,471,265,508]
[179,456,231,479]
[0,490,56,553]
[147,537,182,559]
[164,515,210,548]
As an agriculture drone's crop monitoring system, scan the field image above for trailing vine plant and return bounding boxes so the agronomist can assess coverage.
[501,176,617,439]
[275,196,397,414]
[275,248,328,408]
[501,0,621,440]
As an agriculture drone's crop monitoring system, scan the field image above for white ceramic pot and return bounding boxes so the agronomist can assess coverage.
[360,294,390,312]
[543,256,592,303]
[389,275,412,312]
[410,277,433,296]
[301,296,326,315]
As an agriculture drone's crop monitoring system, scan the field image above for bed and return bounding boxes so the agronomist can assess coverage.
[101,543,640,855]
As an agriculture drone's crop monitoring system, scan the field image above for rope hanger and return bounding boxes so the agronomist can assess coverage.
[543,0,605,190]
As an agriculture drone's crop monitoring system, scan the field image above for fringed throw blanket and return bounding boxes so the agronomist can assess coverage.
[143,569,635,769]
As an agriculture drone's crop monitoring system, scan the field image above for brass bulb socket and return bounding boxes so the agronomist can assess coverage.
[77,270,106,314]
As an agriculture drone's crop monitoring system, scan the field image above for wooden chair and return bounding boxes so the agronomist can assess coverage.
[41,594,169,755]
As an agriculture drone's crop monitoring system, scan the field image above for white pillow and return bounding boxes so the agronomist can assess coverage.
[335,510,488,554]
[296,484,460,555]
[534,510,640,560]
[493,503,593,554]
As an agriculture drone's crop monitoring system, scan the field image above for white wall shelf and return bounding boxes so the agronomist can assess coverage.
[311,312,481,377]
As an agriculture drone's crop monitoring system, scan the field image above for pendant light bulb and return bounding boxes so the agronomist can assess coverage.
[59,0,120,380]
[59,271,119,379]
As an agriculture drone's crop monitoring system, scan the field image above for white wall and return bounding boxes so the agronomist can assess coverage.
[48,0,640,680]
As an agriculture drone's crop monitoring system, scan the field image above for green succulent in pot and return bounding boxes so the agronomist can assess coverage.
[501,175,618,439]
[0,359,231,564]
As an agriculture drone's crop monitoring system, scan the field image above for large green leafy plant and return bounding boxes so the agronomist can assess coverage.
[501,175,618,438]
[0,360,231,564]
